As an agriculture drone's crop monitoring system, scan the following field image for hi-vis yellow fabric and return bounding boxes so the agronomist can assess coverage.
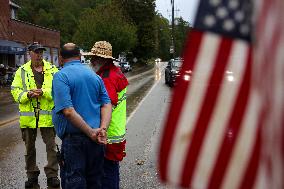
[11,60,58,128]
[107,88,127,143]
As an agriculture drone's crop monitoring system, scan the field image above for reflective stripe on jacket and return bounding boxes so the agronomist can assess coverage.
[11,60,58,128]
[107,88,127,143]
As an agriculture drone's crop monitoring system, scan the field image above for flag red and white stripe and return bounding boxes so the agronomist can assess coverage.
[158,0,284,188]
[159,29,253,188]
[252,0,284,188]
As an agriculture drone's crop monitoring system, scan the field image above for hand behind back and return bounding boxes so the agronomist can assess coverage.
[88,128,107,145]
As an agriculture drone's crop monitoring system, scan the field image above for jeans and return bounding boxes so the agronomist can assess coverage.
[102,158,120,189]
[60,135,104,189]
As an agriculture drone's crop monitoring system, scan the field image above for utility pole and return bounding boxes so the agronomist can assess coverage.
[170,0,175,58]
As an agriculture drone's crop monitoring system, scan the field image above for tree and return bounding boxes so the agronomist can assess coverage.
[73,3,137,57]
[15,0,183,61]
[155,14,171,60]
[15,0,112,44]
[114,0,157,62]
[15,0,54,25]
[173,17,191,57]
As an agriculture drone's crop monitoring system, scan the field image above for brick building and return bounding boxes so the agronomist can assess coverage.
[0,0,60,68]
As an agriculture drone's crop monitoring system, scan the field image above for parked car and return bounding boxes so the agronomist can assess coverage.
[165,58,183,87]
[155,58,161,62]
[120,62,132,73]
[113,60,121,67]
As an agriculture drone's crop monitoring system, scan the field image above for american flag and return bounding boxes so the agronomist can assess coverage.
[158,0,284,188]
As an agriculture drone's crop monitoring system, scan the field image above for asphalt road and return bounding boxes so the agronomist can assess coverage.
[0,61,174,189]
[121,62,175,189]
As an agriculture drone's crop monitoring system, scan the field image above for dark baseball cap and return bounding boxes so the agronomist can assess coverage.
[28,42,46,52]
[60,43,80,59]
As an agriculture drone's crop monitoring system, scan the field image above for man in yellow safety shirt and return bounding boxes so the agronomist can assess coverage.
[11,42,60,188]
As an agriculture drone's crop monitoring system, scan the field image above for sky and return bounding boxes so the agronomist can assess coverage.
[155,0,199,24]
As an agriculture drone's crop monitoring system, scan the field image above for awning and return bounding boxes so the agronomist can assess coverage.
[9,1,21,9]
[0,40,26,55]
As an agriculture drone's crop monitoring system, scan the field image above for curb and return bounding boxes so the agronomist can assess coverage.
[127,68,154,82]
[0,116,19,127]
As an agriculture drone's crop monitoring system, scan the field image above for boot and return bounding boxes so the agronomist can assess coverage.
[25,178,38,188]
[47,177,60,187]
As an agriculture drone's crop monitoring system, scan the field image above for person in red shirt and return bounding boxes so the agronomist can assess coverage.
[84,41,128,189]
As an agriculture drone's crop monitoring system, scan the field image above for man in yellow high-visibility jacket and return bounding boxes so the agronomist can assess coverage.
[11,42,60,188]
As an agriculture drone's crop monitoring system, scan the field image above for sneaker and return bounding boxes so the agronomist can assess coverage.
[25,178,38,188]
[47,177,60,188]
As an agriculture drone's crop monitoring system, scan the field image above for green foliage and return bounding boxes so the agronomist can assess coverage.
[15,0,111,44]
[114,0,157,62]
[155,14,171,60]
[35,9,55,28]
[73,3,137,57]
[14,0,190,61]
[174,17,191,57]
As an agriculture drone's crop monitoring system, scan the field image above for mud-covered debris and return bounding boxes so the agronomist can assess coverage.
[135,159,145,165]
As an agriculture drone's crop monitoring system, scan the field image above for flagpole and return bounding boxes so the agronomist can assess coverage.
[171,0,175,58]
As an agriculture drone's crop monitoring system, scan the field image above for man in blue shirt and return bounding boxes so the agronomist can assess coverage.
[52,43,112,189]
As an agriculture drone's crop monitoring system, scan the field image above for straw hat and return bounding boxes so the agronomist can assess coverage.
[82,41,114,59]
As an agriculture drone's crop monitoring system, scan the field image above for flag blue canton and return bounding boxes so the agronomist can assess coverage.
[194,0,252,41]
